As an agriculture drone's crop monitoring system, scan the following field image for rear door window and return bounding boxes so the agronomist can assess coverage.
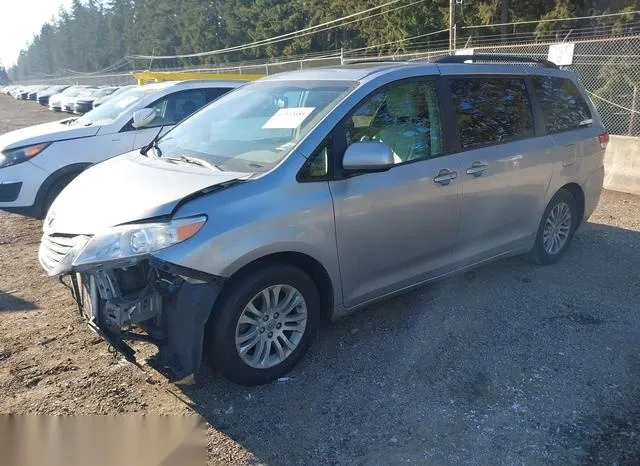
[532,76,592,134]
[450,77,534,149]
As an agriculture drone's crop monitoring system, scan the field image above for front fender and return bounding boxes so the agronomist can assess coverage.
[153,155,342,307]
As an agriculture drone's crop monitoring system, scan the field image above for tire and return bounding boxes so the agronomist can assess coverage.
[41,173,78,219]
[206,264,320,386]
[527,189,578,265]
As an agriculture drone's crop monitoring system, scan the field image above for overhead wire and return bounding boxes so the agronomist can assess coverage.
[127,0,421,60]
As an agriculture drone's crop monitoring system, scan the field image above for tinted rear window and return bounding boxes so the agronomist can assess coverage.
[532,76,592,134]
[450,77,534,149]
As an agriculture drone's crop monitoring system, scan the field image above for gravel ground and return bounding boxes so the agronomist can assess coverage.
[1,95,640,465]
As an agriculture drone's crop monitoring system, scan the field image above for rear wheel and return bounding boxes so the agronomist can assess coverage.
[206,264,320,386]
[528,189,578,265]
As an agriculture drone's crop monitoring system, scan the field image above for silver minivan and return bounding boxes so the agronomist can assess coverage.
[39,56,608,385]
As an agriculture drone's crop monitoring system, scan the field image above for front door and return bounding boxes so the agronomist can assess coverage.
[329,79,463,308]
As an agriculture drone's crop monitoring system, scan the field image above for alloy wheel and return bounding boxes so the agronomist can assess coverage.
[542,201,572,255]
[235,284,308,369]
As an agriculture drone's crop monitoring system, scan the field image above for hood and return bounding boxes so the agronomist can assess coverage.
[0,120,99,152]
[39,89,64,98]
[46,151,250,235]
[49,93,66,105]
[61,96,78,105]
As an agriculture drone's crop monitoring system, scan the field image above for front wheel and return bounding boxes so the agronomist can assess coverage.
[206,264,320,386]
[527,189,578,265]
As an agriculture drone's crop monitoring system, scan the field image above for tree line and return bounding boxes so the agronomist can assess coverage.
[9,0,637,80]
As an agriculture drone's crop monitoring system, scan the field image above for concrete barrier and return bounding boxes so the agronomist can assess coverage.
[604,135,640,196]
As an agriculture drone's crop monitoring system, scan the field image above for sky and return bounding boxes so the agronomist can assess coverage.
[0,0,73,68]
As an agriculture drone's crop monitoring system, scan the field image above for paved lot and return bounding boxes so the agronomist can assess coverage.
[1,95,639,464]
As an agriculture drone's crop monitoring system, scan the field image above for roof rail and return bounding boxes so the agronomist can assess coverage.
[434,54,558,69]
[341,59,401,66]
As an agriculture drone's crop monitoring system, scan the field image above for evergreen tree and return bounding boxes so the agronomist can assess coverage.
[6,0,636,79]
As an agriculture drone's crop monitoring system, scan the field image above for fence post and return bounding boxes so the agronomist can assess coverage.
[629,85,638,136]
[453,24,457,51]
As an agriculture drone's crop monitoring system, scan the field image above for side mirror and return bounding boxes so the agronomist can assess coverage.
[132,108,157,129]
[342,141,394,173]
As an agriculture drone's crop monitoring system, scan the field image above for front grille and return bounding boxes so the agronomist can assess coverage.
[39,234,87,275]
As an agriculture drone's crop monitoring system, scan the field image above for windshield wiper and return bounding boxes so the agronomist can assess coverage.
[164,155,223,171]
[140,129,162,157]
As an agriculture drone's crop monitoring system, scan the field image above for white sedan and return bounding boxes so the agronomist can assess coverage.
[0,80,243,218]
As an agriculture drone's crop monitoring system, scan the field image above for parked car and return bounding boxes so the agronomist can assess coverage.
[14,86,35,100]
[62,87,98,113]
[27,85,51,100]
[36,56,608,386]
[73,87,119,114]
[0,79,243,218]
[12,86,32,99]
[1,85,17,95]
[49,86,90,112]
[93,85,136,108]
[37,85,70,106]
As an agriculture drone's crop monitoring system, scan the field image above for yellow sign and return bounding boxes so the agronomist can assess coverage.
[132,70,264,85]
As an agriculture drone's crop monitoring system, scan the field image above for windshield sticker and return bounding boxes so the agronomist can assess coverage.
[262,107,315,129]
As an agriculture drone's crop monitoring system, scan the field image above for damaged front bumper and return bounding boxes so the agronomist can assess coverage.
[67,257,223,380]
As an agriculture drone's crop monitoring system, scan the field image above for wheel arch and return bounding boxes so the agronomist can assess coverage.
[218,251,335,324]
[558,182,585,227]
[33,163,91,218]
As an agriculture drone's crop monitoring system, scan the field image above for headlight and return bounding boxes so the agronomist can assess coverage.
[72,216,206,269]
[0,143,51,169]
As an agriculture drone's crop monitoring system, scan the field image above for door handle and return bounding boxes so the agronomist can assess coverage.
[433,169,457,186]
[466,162,488,177]
[563,143,576,148]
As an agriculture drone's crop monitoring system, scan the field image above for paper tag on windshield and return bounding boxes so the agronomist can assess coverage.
[262,107,315,129]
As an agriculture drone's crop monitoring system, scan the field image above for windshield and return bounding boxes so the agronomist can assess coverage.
[76,86,155,126]
[64,88,89,98]
[92,88,117,98]
[62,87,82,95]
[155,80,355,173]
[75,88,97,98]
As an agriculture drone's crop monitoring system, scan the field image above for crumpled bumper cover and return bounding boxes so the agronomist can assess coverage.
[68,257,224,380]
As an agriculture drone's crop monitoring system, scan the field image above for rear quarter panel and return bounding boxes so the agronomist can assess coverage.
[528,68,605,223]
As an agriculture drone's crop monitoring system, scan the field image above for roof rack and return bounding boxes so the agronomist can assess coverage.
[434,54,558,69]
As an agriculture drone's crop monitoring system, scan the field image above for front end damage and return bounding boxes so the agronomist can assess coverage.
[69,257,223,380]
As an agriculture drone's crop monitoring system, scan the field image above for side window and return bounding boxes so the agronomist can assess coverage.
[148,90,208,127]
[532,76,592,134]
[345,80,443,164]
[451,77,534,149]
[207,87,233,102]
[298,138,331,181]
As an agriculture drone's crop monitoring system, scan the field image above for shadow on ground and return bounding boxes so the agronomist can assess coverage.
[0,290,37,312]
[167,221,640,464]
